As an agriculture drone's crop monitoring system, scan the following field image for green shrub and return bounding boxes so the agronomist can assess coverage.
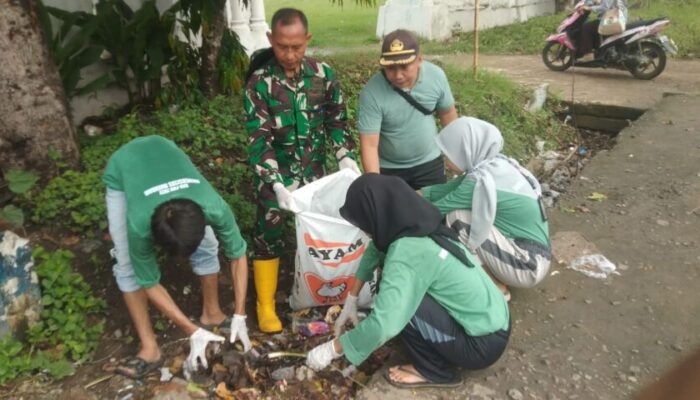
[32,171,106,234]
[28,247,106,362]
[0,248,104,384]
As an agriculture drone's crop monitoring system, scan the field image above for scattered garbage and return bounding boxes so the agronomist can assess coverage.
[587,192,608,201]
[568,254,619,279]
[271,366,295,381]
[83,124,104,137]
[299,321,330,337]
[295,365,315,381]
[159,367,173,382]
[525,83,549,113]
[153,304,393,399]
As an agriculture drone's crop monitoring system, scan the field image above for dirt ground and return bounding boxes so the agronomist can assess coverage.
[355,93,700,400]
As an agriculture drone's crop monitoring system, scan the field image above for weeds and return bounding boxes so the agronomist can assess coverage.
[0,248,105,384]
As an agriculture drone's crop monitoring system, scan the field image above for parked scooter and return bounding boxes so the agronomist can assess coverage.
[542,1,678,80]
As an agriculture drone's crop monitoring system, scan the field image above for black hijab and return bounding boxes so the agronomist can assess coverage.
[339,174,473,267]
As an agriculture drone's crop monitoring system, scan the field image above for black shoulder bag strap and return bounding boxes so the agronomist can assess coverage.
[381,70,435,116]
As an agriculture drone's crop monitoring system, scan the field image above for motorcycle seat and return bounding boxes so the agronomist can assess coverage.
[625,17,668,31]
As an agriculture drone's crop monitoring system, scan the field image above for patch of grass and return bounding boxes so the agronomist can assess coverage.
[422,13,564,56]
[445,65,576,161]
[423,0,700,58]
[265,0,381,48]
[631,0,700,57]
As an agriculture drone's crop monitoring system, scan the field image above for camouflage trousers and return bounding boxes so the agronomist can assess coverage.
[253,168,325,259]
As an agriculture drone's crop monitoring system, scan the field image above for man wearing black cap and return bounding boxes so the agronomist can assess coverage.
[358,29,458,190]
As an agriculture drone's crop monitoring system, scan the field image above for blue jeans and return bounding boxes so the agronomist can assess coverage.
[106,188,220,292]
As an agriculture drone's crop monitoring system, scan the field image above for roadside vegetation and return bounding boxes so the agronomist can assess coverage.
[265,0,380,47]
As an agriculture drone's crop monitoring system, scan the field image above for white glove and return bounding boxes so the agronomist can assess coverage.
[273,182,298,212]
[229,314,252,352]
[334,294,359,337]
[338,157,361,176]
[306,340,342,371]
[184,328,225,375]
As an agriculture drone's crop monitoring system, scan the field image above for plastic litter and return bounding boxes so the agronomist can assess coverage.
[299,321,330,337]
[159,367,173,382]
[568,254,619,279]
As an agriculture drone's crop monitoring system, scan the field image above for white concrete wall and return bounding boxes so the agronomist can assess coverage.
[377,0,555,40]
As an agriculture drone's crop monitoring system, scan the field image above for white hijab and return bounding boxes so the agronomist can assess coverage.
[435,117,504,251]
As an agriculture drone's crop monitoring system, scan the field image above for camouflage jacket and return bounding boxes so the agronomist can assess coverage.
[243,56,356,186]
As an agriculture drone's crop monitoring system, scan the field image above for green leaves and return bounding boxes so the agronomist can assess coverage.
[0,169,37,227]
[5,169,39,194]
[0,205,24,227]
[32,171,106,234]
[0,246,97,385]
[27,247,105,363]
[39,2,110,98]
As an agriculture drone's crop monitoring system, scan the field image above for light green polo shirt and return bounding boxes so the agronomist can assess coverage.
[358,61,455,169]
[102,135,247,288]
[340,237,510,366]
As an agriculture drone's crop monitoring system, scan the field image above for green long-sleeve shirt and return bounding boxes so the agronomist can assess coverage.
[421,175,549,247]
[339,237,510,366]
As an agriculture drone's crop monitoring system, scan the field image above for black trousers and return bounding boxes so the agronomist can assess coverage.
[399,295,510,383]
[380,156,446,190]
[578,19,601,57]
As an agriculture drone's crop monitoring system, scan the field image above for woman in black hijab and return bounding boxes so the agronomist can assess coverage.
[305,174,511,388]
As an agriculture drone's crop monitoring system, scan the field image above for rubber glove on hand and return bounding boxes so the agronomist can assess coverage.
[334,294,359,337]
[273,182,298,212]
[184,328,225,375]
[229,314,252,352]
[338,157,361,176]
[306,340,342,371]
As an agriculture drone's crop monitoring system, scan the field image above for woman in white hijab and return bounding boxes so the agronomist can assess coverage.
[419,117,551,300]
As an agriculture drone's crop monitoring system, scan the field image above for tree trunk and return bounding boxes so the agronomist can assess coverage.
[199,2,227,98]
[0,0,79,178]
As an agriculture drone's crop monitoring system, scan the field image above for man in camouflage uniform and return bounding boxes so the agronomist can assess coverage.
[243,7,359,332]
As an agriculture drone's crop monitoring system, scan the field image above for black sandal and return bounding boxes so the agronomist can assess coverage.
[115,356,164,379]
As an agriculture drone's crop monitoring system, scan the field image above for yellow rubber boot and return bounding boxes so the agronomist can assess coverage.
[253,258,283,333]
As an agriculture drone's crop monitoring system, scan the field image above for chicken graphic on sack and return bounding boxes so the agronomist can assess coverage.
[316,282,347,302]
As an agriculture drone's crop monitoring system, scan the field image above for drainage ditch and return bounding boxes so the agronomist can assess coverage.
[538,102,647,208]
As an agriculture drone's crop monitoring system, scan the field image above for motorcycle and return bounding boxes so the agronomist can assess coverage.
[542,1,678,80]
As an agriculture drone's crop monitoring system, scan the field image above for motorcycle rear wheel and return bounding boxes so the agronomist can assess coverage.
[627,42,666,80]
[542,42,573,71]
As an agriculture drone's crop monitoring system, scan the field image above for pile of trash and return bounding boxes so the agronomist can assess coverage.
[142,306,390,399]
[527,132,614,208]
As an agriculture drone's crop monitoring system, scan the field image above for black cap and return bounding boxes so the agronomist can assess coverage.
[379,30,419,66]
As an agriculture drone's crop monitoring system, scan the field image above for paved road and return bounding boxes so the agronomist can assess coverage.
[435,53,700,110]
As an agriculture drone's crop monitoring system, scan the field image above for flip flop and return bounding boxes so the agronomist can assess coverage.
[383,367,463,389]
[504,290,512,302]
[199,316,232,334]
[115,356,163,380]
